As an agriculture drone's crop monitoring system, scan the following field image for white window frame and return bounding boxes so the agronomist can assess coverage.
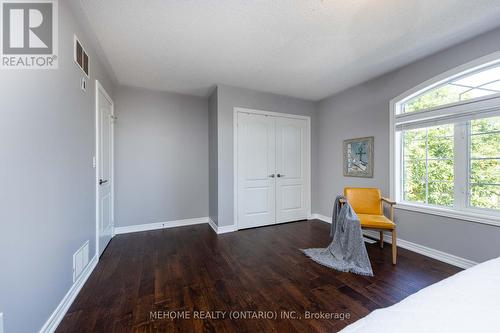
[390,51,500,227]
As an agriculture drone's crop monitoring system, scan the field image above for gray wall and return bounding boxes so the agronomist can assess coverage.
[216,84,318,227]
[114,86,209,227]
[208,88,219,224]
[317,26,500,263]
[0,1,116,332]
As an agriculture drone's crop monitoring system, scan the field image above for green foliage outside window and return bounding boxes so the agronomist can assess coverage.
[470,117,500,210]
[403,91,500,210]
[402,65,500,211]
[403,86,471,113]
[403,125,454,207]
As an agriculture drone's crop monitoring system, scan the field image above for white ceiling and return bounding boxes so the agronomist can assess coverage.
[80,0,500,101]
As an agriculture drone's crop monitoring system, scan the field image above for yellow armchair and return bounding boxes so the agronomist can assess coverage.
[343,187,397,265]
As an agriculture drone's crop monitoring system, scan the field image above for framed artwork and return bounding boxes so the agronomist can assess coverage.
[343,136,374,178]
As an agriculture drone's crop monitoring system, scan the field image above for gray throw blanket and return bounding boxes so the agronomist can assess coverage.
[301,195,373,276]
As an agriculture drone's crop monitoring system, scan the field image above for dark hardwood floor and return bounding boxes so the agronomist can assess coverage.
[57,220,461,333]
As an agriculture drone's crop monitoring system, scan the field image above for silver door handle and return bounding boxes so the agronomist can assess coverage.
[277,174,285,178]
[269,174,275,178]
[99,179,108,185]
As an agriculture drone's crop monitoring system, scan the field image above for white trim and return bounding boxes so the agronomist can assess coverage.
[39,255,98,333]
[233,108,238,229]
[363,230,477,269]
[208,218,238,234]
[233,107,312,230]
[454,123,468,211]
[395,95,500,130]
[95,81,115,257]
[234,107,311,121]
[389,99,396,199]
[390,51,500,226]
[309,213,331,223]
[218,224,238,234]
[395,203,500,227]
[114,217,209,235]
[312,215,477,269]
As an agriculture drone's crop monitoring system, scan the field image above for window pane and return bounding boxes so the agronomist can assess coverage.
[427,125,454,159]
[471,133,500,158]
[403,85,468,113]
[463,88,497,100]
[404,179,426,204]
[469,117,500,211]
[402,124,454,207]
[428,182,454,207]
[453,66,500,87]
[402,65,500,113]
[470,185,500,210]
[427,140,453,159]
[403,152,426,204]
[403,138,426,160]
[404,127,427,140]
[428,160,454,181]
[481,81,500,92]
[427,124,454,136]
[470,159,500,183]
[471,116,500,134]
[404,159,426,183]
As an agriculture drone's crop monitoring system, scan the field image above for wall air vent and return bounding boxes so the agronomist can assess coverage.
[73,240,90,282]
[74,35,89,77]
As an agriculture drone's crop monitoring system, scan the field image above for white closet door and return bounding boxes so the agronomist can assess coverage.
[275,117,308,223]
[237,113,276,229]
[97,86,114,256]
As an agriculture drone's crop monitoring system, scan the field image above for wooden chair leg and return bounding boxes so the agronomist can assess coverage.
[379,231,384,248]
[392,229,397,265]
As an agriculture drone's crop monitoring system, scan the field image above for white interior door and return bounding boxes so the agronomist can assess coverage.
[275,117,309,223]
[97,82,114,256]
[237,113,276,229]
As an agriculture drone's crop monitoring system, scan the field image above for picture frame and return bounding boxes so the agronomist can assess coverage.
[343,136,374,178]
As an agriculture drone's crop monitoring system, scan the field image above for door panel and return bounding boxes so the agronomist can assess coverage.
[276,117,308,223]
[282,184,302,210]
[100,193,111,231]
[237,113,276,229]
[98,87,113,256]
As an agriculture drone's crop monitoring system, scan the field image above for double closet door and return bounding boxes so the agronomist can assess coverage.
[237,112,310,229]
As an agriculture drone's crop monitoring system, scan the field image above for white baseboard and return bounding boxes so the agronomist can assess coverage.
[115,217,238,235]
[114,217,209,235]
[309,213,330,223]
[363,230,477,269]
[312,213,477,269]
[208,218,237,234]
[39,254,98,333]
[218,224,238,234]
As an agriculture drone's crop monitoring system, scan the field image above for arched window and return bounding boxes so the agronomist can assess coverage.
[391,53,500,225]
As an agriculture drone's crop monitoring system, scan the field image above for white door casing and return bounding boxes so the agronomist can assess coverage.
[235,108,311,229]
[96,81,114,256]
[237,112,276,229]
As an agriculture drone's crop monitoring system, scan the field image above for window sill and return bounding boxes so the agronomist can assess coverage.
[395,202,500,227]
